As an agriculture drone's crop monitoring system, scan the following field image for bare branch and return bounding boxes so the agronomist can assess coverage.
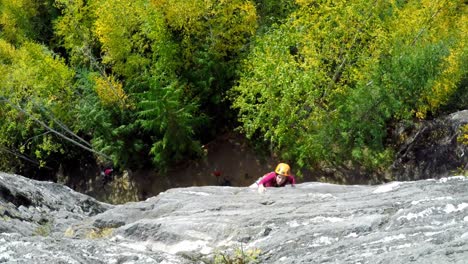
[0,97,112,161]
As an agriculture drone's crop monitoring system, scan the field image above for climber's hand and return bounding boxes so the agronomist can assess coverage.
[258,184,266,194]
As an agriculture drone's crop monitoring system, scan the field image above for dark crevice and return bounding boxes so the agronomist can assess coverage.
[0,186,33,207]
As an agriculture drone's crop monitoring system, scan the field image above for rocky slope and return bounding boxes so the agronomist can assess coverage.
[1,172,468,263]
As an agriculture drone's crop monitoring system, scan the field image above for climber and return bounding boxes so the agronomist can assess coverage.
[250,163,296,193]
[101,166,114,185]
[213,169,232,186]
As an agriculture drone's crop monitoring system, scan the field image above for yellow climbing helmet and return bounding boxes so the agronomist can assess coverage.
[275,163,291,176]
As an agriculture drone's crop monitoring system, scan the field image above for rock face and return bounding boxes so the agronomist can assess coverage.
[391,110,468,181]
[1,172,468,263]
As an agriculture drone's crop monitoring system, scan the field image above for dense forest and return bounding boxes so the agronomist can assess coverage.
[0,0,466,183]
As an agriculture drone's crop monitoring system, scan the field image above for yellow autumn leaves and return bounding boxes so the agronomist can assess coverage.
[93,75,129,109]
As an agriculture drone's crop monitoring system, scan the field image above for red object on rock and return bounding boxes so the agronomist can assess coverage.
[104,168,113,176]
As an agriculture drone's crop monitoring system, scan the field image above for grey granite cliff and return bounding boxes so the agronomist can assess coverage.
[1,172,468,263]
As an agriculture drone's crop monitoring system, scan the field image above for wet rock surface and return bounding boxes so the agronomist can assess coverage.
[391,110,468,181]
[1,172,468,263]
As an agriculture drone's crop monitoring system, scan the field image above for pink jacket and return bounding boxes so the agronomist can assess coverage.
[258,172,296,187]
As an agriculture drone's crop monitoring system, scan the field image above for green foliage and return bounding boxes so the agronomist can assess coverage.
[55,0,205,171]
[0,0,465,182]
[155,0,257,60]
[459,124,468,146]
[0,0,58,46]
[70,69,142,169]
[0,39,76,170]
[155,0,258,138]
[53,0,97,67]
[91,0,171,78]
[231,0,467,180]
[0,0,40,44]
[207,245,260,264]
[253,0,298,32]
[137,78,205,170]
[59,0,257,171]
[439,77,468,114]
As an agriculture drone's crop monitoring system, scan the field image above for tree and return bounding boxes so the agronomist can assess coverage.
[154,0,258,140]
[231,0,466,181]
[0,40,77,171]
[0,0,58,46]
[54,0,210,170]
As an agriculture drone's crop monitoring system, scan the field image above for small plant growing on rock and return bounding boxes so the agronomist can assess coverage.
[64,227,75,237]
[211,244,261,264]
[456,124,468,177]
[33,221,52,237]
[0,206,11,221]
[458,124,468,146]
[86,227,114,239]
